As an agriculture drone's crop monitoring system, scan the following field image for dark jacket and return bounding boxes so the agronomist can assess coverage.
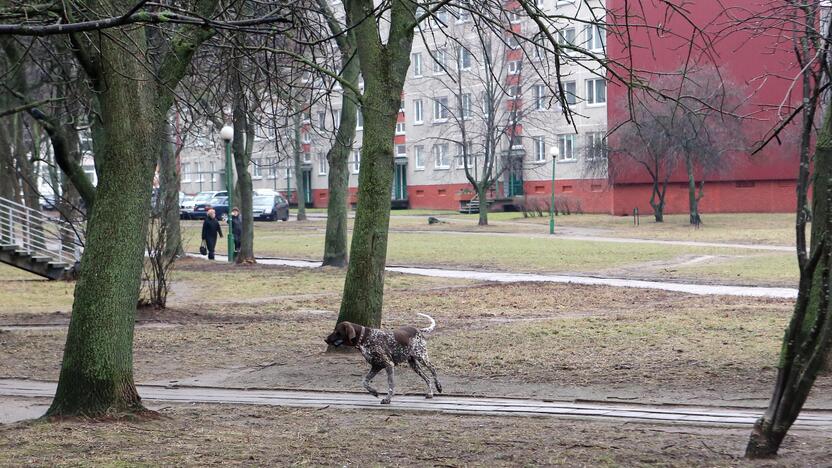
[231,214,242,239]
[201,217,223,244]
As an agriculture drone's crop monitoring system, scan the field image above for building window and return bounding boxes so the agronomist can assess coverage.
[533,84,547,110]
[506,34,520,50]
[182,163,192,182]
[456,2,471,23]
[533,136,546,162]
[433,49,447,74]
[302,131,311,144]
[396,144,407,158]
[564,81,577,105]
[586,78,607,105]
[318,111,326,129]
[509,9,521,23]
[433,96,449,122]
[303,152,312,163]
[585,132,605,159]
[319,153,328,175]
[585,24,606,51]
[508,85,521,99]
[396,121,406,135]
[351,149,361,173]
[508,60,521,75]
[558,134,576,161]
[435,7,449,25]
[356,108,363,129]
[414,145,425,169]
[461,93,472,119]
[210,161,216,182]
[268,159,277,178]
[433,143,450,169]
[412,52,422,77]
[333,110,341,128]
[414,99,424,124]
[458,48,472,70]
[558,27,576,53]
[252,159,262,178]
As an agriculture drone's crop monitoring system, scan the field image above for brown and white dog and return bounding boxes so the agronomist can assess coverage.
[325,313,442,404]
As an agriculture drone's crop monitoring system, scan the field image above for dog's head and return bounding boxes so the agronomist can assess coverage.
[325,321,361,347]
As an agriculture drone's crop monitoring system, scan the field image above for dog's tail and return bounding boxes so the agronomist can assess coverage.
[417,313,436,334]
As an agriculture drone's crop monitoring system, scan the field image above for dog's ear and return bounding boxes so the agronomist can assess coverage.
[345,323,357,345]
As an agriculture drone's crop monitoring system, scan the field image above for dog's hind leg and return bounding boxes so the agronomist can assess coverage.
[418,356,442,394]
[409,357,433,399]
[380,364,395,404]
[363,365,382,397]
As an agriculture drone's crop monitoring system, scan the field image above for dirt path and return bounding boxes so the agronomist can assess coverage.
[3,378,830,429]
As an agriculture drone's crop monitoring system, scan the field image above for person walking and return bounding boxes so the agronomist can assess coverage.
[230,207,242,254]
[201,208,223,260]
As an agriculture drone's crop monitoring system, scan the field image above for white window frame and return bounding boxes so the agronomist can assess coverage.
[558,27,576,55]
[433,49,447,74]
[508,60,521,75]
[356,108,363,129]
[412,52,423,77]
[508,85,521,100]
[302,131,311,144]
[396,144,407,158]
[585,132,606,160]
[414,99,424,125]
[351,149,361,174]
[414,145,425,170]
[396,121,406,135]
[251,160,261,178]
[433,143,450,169]
[182,162,192,182]
[533,136,546,163]
[586,78,607,106]
[533,84,547,110]
[318,111,326,129]
[585,24,606,52]
[564,81,577,105]
[318,153,328,175]
[458,47,472,70]
[433,96,449,122]
[456,3,471,23]
[557,134,577,161]
[461,93,472,119]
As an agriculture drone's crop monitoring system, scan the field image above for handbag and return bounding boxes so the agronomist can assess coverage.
[199,241,207,256]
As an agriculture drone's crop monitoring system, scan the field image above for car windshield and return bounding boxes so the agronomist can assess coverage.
[253,196,273,205]
[209,197,228,205]
[194,193,215,202]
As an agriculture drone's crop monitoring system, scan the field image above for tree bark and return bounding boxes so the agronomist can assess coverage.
[159,119,183,259]
[746,103,832,458]
[336,0,416,327]
[320,0,358,268]
[477,185,488,226]
[293,110,308,221]
[47,25,158,417]
[685,153,701,225]
[230,55,256,264]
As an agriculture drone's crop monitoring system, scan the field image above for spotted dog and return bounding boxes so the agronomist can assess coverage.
[325,313,442,404]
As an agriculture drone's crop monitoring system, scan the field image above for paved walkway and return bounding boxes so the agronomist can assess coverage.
[2,379,830,428]
[200,255,798,299]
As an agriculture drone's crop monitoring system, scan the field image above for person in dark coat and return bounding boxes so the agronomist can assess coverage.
[201,208,223,260]
[230,207,242,254]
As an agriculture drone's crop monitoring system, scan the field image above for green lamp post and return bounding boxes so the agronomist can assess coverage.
[549,145,559,235]
[220,124,235,263]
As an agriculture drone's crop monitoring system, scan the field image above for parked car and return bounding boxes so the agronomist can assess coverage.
[179,194,195,219]
[253,194,290,221]
[204,195,230,221]
[189,191,227,219]
[40,195,57,210]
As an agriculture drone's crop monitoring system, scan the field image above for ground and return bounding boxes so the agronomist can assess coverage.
[0,212,827,465]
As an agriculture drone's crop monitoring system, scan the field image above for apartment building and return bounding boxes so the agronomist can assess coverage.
[179,0,801,214]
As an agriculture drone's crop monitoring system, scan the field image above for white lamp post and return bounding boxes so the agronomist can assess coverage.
[220,125,235,262]
[549,145,559,234]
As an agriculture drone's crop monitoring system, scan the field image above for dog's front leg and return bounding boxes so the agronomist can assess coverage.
[363,365,382,397]
[380,364,395,404]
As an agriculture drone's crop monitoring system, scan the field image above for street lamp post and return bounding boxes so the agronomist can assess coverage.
[220,125,235,263]
[549,145,559,235]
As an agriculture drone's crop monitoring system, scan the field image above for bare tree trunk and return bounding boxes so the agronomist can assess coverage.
[685,153,701,225]
[293,110,307,221]
[746,104,832,458]
[159,119,183,259]
[477,184,488,226]
[231,56,256,264]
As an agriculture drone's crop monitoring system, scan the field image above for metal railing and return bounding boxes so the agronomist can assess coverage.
[0,196,84,266]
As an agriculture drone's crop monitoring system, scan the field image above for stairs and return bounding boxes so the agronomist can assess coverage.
[459,194,493,214]
[0,196,83,280]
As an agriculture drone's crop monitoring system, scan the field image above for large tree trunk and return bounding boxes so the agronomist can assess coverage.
[159,119,183,259]
[685,153,701,225]
[477,184,488,226]
[46,27,158,417]
[745,105,832,458]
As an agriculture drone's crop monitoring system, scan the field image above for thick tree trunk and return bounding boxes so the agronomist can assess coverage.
[293,112,307,221]
[47,27,158,417]
[746,105,832,458]
[685,154,700,225]
[477,184,488,226]
[159,119,183,259]
[321,25,359,268]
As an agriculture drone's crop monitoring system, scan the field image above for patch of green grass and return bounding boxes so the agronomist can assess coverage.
[0,265,74,315]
